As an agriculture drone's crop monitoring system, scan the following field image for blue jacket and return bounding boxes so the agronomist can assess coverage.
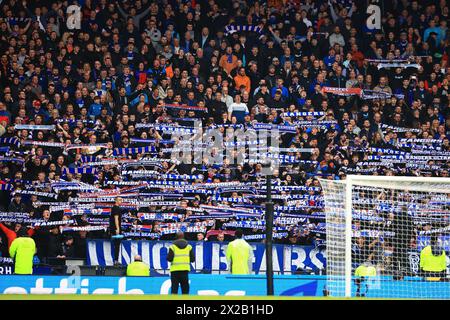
[88,103,102,117]
[271,86,289,98]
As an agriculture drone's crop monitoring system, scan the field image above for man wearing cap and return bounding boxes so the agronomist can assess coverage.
[271,56,281,70]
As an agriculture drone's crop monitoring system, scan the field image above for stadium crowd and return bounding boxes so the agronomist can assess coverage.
[0,0,448,267]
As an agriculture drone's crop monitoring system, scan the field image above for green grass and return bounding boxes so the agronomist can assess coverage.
[0,294,399,300]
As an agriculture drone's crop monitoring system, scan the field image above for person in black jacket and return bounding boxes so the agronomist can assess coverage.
[208,92,228,124]
[47,226,64,260]
[110,197,123,265]
[392,206,415,279]
[74,230,88,259]
[8,193,26,212]
[61,235,75,259]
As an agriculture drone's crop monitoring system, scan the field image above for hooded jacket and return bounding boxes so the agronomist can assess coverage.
[166,238,195,264]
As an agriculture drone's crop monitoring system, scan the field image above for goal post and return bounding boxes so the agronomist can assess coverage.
[320,175,450,299]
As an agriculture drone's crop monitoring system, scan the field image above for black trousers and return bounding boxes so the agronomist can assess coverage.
[422,271,447,279]
[112,237,121,262]
[355,278,369,297]
[171,271,189,294]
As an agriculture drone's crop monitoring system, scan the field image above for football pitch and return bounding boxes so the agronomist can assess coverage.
[0,294,397,300]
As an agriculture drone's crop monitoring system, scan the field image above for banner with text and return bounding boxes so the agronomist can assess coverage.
[86,240,326,275]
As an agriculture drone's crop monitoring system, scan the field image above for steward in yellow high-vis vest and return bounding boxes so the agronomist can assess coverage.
[9,228,36,275]
[126,255,150,276]
[226,229,253,275]
[355,264,377,277]
[166,232,195,294]
[420,237,447,278]
[354,261,377,297]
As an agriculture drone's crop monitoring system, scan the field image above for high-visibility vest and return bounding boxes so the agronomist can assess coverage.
[354,264,377,277]
[126,261,150,276]
[226,239,252,275]
[9,237,36,275]
[420,245,447,272]
[170,244,192,272]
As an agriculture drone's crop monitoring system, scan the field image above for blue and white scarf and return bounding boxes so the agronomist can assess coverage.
[267,147,314,153]
[376,63,421,70]
[62,226,108,232]
[0,184,14,191]
[13,190,58,199]
[0,157,25,164]
[33,219,76,227]
[0,137,20,147]
[365,155,405,161]
[63,208,111,216]
[135,123,199,134]
[0,212,30,218]
[79,156,99,163]
[214,196,251,203]
[224,24,263,36]
[368,147,408,155]
[402,144,441,151]
[63,167,98,175]
[130,138,175,144]
[361,90,404,100]
[14,124,55,131]
[408,155,450,161]
[138,213,183,221]
[122,232,160,239]
[252,123,297,133]
[66,143,109,150]
[215,186,257,194]
[294,120,338,128]
[282,111,325,117]
[84,217,109,225]
[81,160,119,167]
[113,146,156,156]
[23,140,65,148]
[380,124,421,133]
[398,138,442,144]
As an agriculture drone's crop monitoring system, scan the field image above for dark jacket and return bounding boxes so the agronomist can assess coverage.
[166,239,195,263]
[8,200,27,213]
[48,233,63,258]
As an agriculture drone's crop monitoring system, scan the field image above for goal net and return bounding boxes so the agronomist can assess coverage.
[320,176,450,299]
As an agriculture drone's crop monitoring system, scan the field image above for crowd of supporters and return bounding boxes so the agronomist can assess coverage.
[0,0,448,265]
